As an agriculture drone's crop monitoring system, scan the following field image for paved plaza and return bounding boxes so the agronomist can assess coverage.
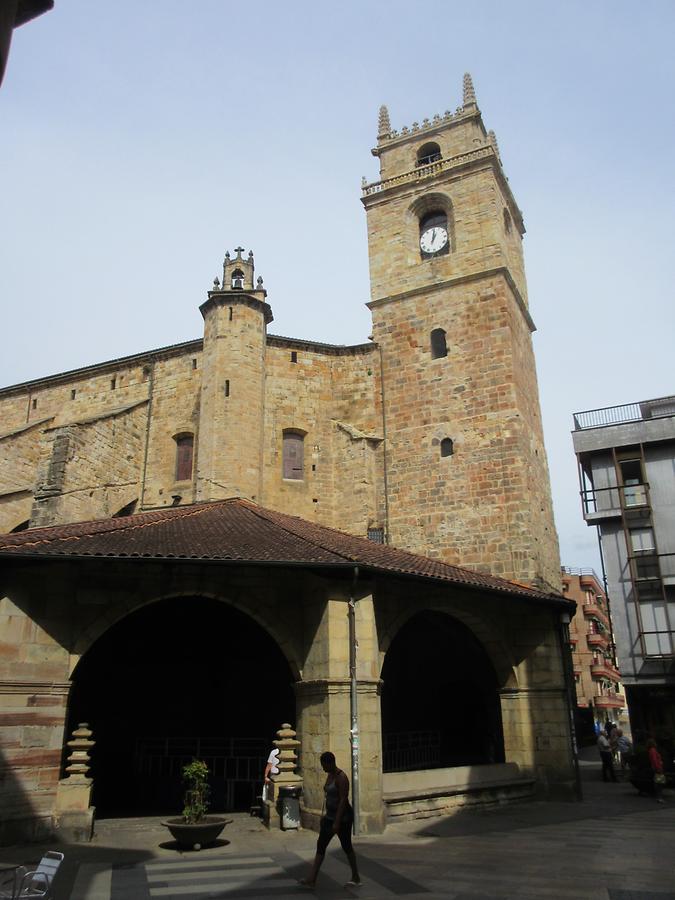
[2,761,674,900]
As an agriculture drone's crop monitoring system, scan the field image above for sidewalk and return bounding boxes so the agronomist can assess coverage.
[1,761,674,900]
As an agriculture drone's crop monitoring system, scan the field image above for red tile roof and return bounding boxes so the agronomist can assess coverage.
[0,499,564,604]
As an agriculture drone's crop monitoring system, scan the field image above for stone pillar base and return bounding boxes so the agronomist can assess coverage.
[54,808,95,842]
[54,777,95,842]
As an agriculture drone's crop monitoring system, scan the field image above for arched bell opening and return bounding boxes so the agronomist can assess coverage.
[65,595,295,817]
[380,610,505,772]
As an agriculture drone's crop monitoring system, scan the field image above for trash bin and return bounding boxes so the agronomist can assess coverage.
[278,785,302,830]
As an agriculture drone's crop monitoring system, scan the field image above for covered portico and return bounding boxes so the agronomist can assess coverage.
[0,498,575,843]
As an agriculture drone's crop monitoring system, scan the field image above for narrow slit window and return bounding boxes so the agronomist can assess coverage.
[291,351,298,363]
[440,438,454,458]
[71,389,76,400]
[224,379,230,397]
[110,377,117,390]
[430,328,447,359]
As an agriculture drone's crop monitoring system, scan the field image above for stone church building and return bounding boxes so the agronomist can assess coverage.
[0,75,572,842]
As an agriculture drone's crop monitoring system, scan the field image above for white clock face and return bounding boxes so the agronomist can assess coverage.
[420,226,449,254]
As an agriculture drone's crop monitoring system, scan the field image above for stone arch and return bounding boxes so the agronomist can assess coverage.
[71,589,301,680]
[378,600,518,690]
[380,606,510,770]
[66,590,298,815]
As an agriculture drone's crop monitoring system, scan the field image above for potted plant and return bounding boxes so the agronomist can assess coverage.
[162,759,230,850]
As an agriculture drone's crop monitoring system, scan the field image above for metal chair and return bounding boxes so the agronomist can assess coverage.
[0,851,64,899]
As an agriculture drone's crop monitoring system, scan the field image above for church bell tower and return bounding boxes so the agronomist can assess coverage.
[196,247,271,503]
[362,74,560,590]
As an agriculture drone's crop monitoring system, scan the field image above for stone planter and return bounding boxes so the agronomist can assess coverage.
[161,815,230,850]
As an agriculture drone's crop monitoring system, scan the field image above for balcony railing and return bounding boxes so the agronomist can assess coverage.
[594,694,625,709]
[362,145,495,196]
[582,602,610,629]
[587,633,610,649]
[580,483,650,517]
[573,394,675,430]
[590,661,620,681]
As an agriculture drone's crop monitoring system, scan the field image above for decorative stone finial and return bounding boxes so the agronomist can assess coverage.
[488,129,501,160]
[463,72,477,107]
[225,250,230,259]
[271,722,302,786]
[361,176,367,188]
[64,723,95,780]
[377,104,391,139]
[213,277,220,290]
[256,275,264,288]
[248,250,254,259]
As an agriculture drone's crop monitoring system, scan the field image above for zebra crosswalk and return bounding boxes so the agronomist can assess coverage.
[71,850,392,899]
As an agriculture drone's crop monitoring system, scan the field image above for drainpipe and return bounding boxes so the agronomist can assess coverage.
[557,609,583,801]
[348,565,360,835]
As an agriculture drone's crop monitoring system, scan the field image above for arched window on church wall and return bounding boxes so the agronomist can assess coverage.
[282,430,305,480]
[174,433,194,482]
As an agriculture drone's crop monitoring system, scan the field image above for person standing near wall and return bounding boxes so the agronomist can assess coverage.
[598,729,617,783]
[647,739,666,803]
[263,746,280,802]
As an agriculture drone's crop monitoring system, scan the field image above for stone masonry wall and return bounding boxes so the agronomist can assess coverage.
[30,403,147,527]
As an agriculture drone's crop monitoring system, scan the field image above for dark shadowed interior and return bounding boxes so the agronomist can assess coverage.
[66,596,295,816]
[380,610,505,771]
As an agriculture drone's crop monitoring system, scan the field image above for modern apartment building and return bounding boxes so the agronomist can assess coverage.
[561,567,628,740]
[572,396,675,739]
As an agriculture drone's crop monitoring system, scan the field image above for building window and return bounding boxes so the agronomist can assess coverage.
[618,458,646,507]
[110,377,117,390]
[416,142,442,167]
[31,398,37,410]
[174,434,194,482]
[440,438,454,458]
[430,328,447,359]
[282,430,305,480]
[630,527,655,554]
[291,351,298,363]
[503,208,512,233]
[192,358,198,370]
[231,269,244,289]
[229,306,233,321]
[224,379,230,398]
[368,527,385,543]
[71,389,76,400]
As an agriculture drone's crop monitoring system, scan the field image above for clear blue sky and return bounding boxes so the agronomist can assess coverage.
[2,1,674,573]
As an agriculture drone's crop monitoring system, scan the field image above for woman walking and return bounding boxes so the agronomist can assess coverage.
[299,751,361,889]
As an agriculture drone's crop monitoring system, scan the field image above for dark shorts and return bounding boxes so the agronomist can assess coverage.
[316,815,353,855]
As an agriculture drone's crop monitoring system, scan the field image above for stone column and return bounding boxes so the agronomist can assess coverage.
[297,589,385,833]
[54,723,95,841]
[296,677,384,834]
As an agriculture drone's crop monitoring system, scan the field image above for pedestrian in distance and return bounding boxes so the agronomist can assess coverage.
[598,728,617,782]
[647,738,666,803]
[299,751,361,889]
[615,729,632,772]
